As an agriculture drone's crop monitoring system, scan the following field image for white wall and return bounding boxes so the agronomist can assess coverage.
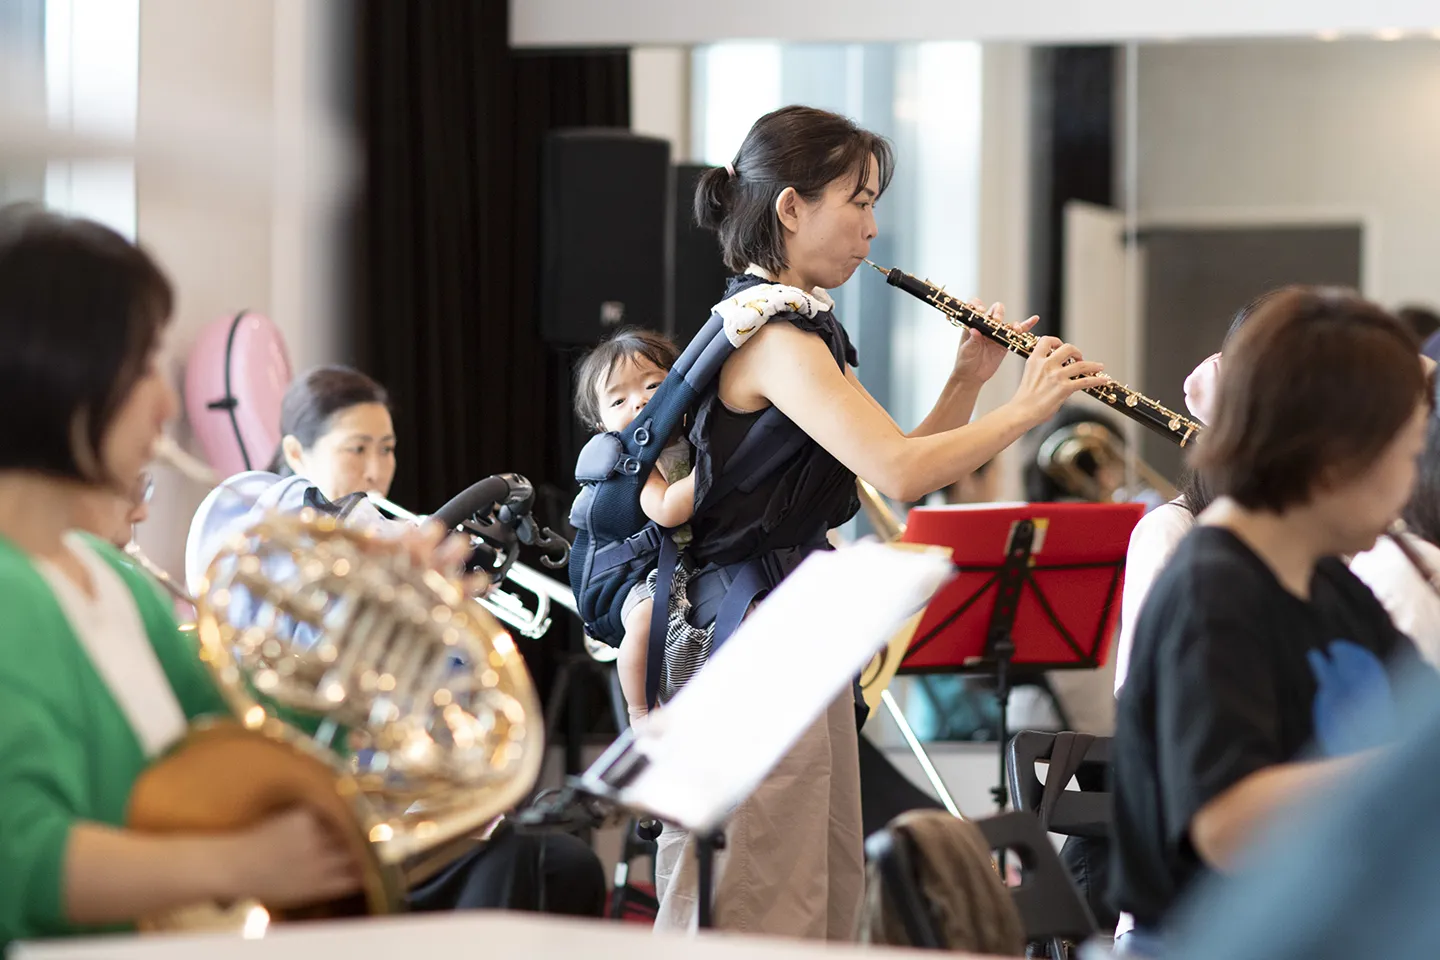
[514,0,1440,48]
[133,0,348,583]
[630,47,691,161]
[1135,39,1440,309]
[974,43,1032,502]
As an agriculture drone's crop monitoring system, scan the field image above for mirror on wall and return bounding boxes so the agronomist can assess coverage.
[1122,36,1440,480]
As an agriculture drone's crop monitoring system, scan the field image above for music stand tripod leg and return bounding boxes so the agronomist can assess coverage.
[992,638,1014,812]
[695,828,726,930]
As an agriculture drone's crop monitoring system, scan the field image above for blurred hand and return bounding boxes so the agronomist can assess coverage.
[1011,336,1108,424]
[951,301,1039,385]
[382,520,492,596]
[228,808,361,908]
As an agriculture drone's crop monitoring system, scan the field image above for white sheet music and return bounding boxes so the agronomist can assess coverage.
[598,540,953,831]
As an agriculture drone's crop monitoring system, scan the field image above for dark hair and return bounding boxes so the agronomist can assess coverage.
[1397,304,1440,343]
[1177,289,1278,516]
[1403,378,1440,546]
[573,327,679,431]
[269,365,390,475]
[1190,286,1429,513]
[0,204,174,483]
[694,105,895,274]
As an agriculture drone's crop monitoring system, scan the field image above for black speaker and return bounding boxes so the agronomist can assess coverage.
[670,163,732,349]
[540,130,672,344]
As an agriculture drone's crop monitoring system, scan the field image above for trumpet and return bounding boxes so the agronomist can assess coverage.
[128,439,544,931]
[363,492,621,663]
[366,490,573,642]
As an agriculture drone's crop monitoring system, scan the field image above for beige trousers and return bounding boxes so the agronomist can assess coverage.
[652,691,865,941]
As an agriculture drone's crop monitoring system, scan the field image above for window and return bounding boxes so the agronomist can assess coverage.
[0,0,139,237]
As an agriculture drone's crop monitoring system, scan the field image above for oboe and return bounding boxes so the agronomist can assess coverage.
[866,261,1203,448]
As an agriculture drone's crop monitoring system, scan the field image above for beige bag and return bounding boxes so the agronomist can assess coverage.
[859,810,1026,955]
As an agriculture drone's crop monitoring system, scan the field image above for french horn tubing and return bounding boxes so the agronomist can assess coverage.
[126,440,544,932]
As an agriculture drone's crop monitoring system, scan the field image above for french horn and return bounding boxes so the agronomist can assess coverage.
[126,441,543,931]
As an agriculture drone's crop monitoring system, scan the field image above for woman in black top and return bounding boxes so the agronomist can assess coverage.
[1110,288,1434,956]
[654,106,1106,939]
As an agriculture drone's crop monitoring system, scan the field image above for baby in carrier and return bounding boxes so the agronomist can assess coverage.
[573,328,701,727]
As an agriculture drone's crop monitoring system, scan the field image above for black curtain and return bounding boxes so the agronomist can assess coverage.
[1027,46,1116,342]
[352,1,630,751]
[353,0,629,515]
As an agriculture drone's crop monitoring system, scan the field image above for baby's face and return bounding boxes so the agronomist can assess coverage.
[596,355,669,433]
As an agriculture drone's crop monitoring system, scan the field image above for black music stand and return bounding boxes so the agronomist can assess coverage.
[514,731,729,928]
[899,503,1142,811]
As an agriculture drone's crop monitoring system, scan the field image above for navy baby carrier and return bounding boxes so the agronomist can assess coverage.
[569,282,827,707]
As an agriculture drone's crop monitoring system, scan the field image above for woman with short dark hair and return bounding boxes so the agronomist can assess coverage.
[1110,287,1435,956]
[270,365,395,495]
[0,204,365,949]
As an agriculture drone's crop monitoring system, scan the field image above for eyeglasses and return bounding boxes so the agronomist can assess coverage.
[133,470,155,507]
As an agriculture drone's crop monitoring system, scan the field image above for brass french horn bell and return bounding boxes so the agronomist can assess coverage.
[127,447,544,930]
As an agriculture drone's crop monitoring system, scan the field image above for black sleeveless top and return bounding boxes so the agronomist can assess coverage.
[686,273,861,569]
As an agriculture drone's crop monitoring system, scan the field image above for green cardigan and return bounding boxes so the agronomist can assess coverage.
[0,534,227,949]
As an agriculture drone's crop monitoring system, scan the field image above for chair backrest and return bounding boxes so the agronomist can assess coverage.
[975,810,1099,948]
[1007,729,1112,837]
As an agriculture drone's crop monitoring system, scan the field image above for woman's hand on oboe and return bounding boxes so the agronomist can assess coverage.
[950,301,1038,385]
[1011,336,1108,423]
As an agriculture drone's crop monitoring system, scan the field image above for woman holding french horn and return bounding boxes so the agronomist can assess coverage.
[185,362,607,918]
[0,205,597,950]
[0,205,375,946]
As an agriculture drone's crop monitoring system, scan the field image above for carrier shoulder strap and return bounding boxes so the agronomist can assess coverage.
[638,283,830,708]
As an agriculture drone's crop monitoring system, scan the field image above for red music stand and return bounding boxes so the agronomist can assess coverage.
[899,501,1143,810]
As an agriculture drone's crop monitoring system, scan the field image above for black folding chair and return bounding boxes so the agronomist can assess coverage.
[1007,730,1112,839]
[975,811,1099,959]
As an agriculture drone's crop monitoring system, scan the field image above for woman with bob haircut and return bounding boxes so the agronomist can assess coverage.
[1108,287,1436,956]
[0,205,530,949]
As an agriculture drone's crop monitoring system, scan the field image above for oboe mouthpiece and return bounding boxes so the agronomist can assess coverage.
[863,259,889,274]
